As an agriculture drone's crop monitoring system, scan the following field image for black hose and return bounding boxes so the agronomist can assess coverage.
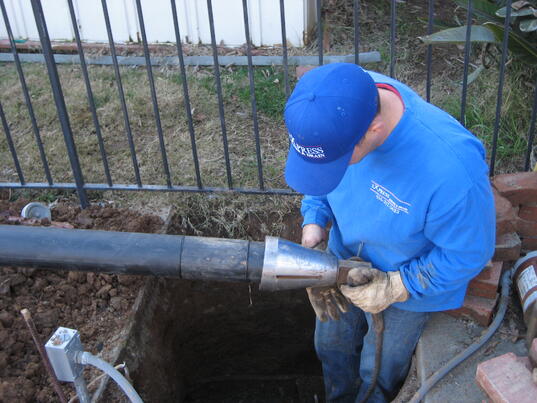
[344,264,385,403]
[408,268,513,403]
[0,225,265,281]
[358,313,384,403]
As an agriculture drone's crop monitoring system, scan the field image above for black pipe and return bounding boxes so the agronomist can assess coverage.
[0,225,264,282]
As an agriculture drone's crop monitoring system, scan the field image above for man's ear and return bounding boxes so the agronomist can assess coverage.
[367,115,384,135]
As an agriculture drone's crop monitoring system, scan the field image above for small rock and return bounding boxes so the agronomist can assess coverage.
[35,309,59,328]
[118,275,137,286]
[78,283,91,295]
[0,381,18,401]
[86,272,95,286]
[9,273,27,287]
[96,284,112,298]
[67,271,85,283]
[109,288,118,297]
[47,274,62,284]
[101,275,113,285]
[75,214,93,227]
[0,331,14,348]
[20,378,35,400]
[36,389,50,401]
[59,284,77,303]
[11,341,24,354]
[110,296,122,310]
[21,267,36,275]
[24,362,40,378]
[0,311,14,328]
[32,277,48,291]
[0,278,11,295]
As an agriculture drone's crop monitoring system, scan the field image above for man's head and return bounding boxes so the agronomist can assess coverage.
[284,63,378,196]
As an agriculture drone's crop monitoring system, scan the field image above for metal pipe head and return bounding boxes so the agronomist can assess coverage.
[259,236,338,291]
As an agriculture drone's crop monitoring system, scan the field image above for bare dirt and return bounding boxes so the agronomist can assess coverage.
[0,196,163,402]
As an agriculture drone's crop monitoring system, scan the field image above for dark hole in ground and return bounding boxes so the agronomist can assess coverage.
[130,211,325,402]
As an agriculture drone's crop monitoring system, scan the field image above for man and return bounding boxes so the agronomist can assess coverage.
[283,63,495,402]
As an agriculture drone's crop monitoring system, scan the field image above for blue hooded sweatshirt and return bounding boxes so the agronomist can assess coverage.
[301,71,496,312]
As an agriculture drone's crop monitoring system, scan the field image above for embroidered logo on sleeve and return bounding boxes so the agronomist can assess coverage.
[370,180,411,214]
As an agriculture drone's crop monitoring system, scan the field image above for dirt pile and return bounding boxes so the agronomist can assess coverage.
[0,198,163,402]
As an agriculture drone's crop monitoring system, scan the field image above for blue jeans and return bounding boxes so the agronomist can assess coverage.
[314,304,429,403]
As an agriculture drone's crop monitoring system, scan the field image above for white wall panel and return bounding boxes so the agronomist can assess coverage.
[0,0,315,47]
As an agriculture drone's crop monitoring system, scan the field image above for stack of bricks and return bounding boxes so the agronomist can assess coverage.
[446,172,537,326]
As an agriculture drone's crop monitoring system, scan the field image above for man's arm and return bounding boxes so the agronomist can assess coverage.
[301,194,334,228]
[398,182,495,298]
[301,195,334,247]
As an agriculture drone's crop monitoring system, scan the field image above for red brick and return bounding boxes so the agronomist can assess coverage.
[530,338,537,368]
[493,172,537,206]
[519,205,537,221]
[468,261,502,299]
[516,217,537,237]
[521,237,537,251]
[296,65,316,80]
[494,188,517,236]
[493,232,521,261]
[446,293,498,326]
[476,352,537,403]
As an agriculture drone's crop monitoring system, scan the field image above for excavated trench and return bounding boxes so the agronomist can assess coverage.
[130,279,323,402]
[122,212,325,402]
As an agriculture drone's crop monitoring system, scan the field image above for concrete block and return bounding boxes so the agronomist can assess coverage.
[494,188,517,236]
[494,232,522,261]
[493,172,537,206]
[476,352,537,403]
[468,261,502,299]
[446,294,498,326]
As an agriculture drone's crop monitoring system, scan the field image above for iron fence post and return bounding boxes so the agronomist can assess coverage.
[30,0,89,208]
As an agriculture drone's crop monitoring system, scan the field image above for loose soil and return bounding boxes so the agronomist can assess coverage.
[0,197,163,402]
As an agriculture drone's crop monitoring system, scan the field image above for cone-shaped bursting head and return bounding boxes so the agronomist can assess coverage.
[259,236,339,291]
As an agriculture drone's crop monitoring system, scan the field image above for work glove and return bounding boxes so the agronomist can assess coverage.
[339,267,409,314]
[306,286,349,322]
[306,256,371,322]
[304,235,348,322]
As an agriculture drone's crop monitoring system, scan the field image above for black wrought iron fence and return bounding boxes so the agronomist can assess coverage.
[0,0,536,208]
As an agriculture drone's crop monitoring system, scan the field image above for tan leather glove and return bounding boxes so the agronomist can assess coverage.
[339,267,409,314]
[306,286,350,322]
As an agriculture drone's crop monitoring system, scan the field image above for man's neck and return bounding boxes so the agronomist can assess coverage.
[348,88,405,165]
[377,87,404,141]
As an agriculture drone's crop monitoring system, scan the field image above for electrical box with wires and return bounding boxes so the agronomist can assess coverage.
[45,327,85,382]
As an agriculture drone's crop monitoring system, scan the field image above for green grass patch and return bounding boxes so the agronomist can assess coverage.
[199,66,291,119]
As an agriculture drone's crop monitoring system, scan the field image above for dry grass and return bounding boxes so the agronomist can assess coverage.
[0,62,290,189]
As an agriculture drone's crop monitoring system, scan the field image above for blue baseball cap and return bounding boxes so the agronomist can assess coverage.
[284,63,378,196]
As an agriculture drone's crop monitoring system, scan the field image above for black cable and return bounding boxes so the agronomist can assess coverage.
[408,268,513,403]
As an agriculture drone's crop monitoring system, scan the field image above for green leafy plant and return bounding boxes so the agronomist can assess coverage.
[419,0,537,65]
